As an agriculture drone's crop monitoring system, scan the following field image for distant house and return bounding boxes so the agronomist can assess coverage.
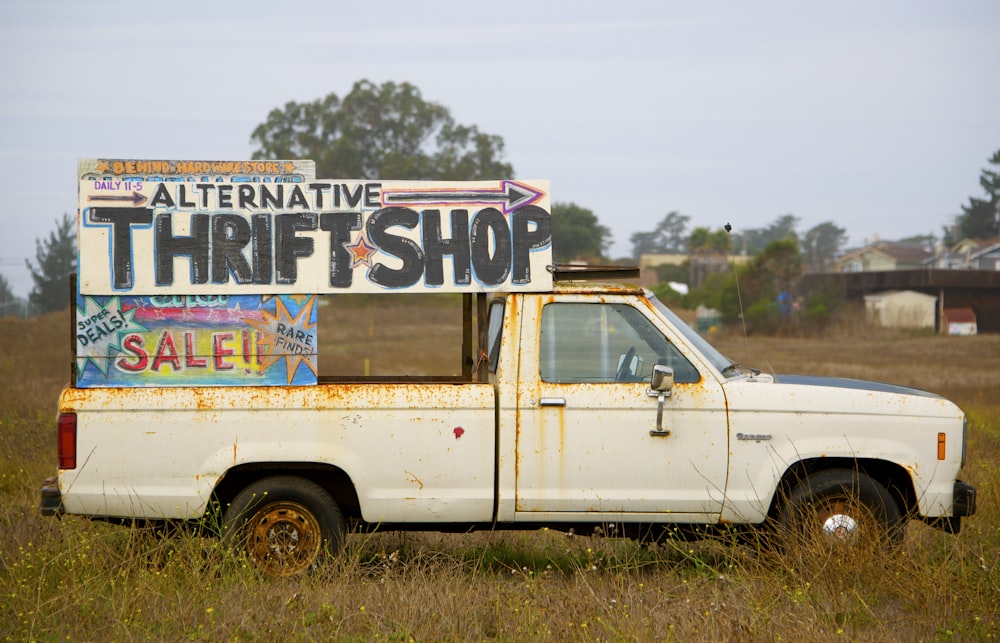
[944,308,978,335]
[637,253,750,289]
[835,239,934,273]
[927,237,1000,270]
[863,290,937,330]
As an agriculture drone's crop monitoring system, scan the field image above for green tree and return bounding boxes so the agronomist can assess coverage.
[954,149,1000,240]
[957,198,998,240]
[687,227,732,254]
[686,227,732,289]
[550,202,611,262]
[801,221,848,273]
[27,213,76,314]
[250,80,514,180]
[696,239,801,333]
[629,211,690,259]
[731,214,800,256]
[0,273,24,317]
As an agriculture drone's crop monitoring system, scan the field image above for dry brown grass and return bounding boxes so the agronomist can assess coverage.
[1,304,998,640]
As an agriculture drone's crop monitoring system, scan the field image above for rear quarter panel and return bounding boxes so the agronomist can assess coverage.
[58,383,497,522]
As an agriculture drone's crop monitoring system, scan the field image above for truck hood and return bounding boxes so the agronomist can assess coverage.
[722,371,961,421]
[772,374,942,399]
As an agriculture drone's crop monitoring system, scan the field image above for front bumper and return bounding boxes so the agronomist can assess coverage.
[39,476,63,517]
[923,479,977,534]
[953,479,977,517]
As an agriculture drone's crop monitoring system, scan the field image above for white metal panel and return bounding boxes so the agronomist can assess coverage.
[721,380,965,521]
[58,383,497,522]
[513,293,730,518]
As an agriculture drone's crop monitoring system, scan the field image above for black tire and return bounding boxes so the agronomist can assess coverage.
[776,469,904,551]
[221,476,345,576]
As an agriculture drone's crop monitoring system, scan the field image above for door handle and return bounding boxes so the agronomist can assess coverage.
[539,397,566,407]
[649,391,671,437]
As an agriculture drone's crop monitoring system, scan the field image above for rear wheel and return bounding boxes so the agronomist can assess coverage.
[776,469,904,553]
[221,476,345,576]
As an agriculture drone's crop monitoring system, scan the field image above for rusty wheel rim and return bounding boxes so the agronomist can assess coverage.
[245,501,322,576]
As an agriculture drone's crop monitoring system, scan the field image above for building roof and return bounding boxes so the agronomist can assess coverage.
[837,240,934,270]
[944,308,977,324]
[863,289,938,302]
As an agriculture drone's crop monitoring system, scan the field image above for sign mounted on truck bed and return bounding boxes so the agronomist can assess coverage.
[74,159,552,387]
[74,293,318,387]
[78,161,552,296]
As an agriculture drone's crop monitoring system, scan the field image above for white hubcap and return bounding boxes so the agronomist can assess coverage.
[822,513,859,540]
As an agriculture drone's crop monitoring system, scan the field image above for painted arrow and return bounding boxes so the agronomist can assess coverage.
[88,191,148,206]
[380,180,544,215]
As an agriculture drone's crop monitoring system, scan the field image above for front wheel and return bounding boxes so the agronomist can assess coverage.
[776,469,904,553]
[221,476,345,576]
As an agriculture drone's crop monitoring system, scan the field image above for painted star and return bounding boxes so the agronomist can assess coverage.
[75,296,149,376]
[346,234,378,268]
[245,296,318,385]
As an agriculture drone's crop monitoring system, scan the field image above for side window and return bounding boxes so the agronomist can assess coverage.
[486,300,505,373]
[539,303,699,383]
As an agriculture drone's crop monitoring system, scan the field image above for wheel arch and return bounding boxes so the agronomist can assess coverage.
[768,457,916,519]
[210,462,361,524]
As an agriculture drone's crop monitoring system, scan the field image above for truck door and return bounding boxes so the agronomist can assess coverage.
[514,294,728,520]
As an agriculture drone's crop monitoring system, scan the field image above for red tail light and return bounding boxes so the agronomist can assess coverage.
[58,413,77,470]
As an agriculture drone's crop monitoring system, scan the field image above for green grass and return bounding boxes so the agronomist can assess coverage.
[1,308,998,640]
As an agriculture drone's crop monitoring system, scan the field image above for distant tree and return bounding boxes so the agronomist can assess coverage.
[550,202,611,262]
[957,198,998,240]
[0,273,23,317]
[686,227,732,288]
[739,239,803,333]
[0,273,13,302]
[629,211,690,259]
[731,214,800,256]
[954,149,1000,240]
[980,148,1000,209]
[653,261,690,285]
[687,227,732,254]
[801,221,848,273]
[764,214,800,245]
[27,213,76,314]
[250,79,514,180]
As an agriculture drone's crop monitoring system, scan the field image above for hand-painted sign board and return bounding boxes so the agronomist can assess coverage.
[75,293,318,387]
[78,158,316,183]
[77,161,553,296]
[74,159,551,388]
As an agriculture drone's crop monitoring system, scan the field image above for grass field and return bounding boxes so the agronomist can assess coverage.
[1,304,997,640]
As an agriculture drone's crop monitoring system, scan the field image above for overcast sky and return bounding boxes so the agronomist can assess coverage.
[1,0,998,298]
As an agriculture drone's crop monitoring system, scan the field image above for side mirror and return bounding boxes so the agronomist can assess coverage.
[650,364,674,394]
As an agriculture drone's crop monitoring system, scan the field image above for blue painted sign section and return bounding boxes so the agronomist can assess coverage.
[75,293,318,388]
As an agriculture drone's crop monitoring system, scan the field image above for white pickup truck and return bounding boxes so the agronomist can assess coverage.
[41,272,976,575]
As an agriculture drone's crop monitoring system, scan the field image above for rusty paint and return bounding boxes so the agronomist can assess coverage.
[62,381,493,414]
[404,470,424,490]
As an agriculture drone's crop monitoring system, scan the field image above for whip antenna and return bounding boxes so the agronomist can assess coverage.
[724,223,749,341]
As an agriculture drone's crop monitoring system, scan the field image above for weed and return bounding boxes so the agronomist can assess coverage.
[1,309,998,639]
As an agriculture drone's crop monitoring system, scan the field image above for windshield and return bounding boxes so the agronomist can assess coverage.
[647,292,735,375]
